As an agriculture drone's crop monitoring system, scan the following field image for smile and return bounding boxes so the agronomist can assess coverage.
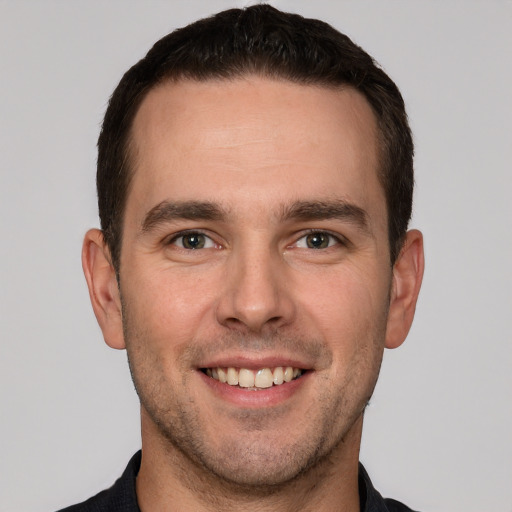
[202,366,304,389]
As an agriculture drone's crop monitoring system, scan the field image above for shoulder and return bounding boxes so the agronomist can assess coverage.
[383,497,419,512]
[57,487,119,512]
[359,463,420,512]
[56,452,141,512]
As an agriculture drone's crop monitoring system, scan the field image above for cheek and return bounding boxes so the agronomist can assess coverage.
[121,266,220,356]
[296,264,391,349]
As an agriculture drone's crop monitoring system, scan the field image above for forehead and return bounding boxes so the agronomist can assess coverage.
[127,77,384,223]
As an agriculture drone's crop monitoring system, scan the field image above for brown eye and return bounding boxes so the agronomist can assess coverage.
[172,232,213,249]
[182,234,205,249]
[305,232,330,249]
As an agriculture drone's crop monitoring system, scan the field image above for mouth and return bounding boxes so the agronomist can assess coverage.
[201,366,305,390]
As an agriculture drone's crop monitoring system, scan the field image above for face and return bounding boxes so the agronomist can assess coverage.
[116,77,395,485]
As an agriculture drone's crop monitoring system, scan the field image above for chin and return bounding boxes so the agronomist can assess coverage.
[150,403,364,492]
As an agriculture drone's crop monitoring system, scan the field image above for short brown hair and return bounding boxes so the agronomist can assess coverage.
[97,4,414,271]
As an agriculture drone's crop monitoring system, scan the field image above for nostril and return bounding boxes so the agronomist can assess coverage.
[223,317,244,328]
[215,274,295,332]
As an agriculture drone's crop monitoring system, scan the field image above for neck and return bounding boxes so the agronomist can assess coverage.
[136,410,363,512]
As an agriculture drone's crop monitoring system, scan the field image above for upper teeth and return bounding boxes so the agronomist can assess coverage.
[205,366,303,389]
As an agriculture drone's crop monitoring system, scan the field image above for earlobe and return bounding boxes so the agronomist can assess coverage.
[385,229,425,349]
[82,229,126,350]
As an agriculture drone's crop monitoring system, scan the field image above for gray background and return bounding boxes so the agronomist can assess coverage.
[1,1,511,511]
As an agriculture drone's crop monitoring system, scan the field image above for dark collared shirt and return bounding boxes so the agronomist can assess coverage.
[57,451,418,511]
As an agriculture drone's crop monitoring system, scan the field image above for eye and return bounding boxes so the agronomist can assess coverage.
[295,231,340,250]
[170,232,216,250]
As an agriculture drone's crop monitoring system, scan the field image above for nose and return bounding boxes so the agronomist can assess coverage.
[215,244,295,333]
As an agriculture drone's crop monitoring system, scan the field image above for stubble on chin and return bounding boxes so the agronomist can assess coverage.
[122,305,385,494]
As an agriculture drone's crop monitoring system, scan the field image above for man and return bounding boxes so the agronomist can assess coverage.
[62,4,424,511]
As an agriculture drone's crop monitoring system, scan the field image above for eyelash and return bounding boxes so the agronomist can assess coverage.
[167,230,218,250]
[293,230,346,250]
[166,229,346,251]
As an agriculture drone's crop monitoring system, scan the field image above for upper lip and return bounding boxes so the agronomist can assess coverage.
[197,353,314,371]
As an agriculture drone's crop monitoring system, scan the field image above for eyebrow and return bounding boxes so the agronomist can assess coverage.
[281,200,370,232]
[141,200,226,233]
[140,198,370,234]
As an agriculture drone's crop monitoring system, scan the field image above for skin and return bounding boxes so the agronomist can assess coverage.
[83,77,424,511]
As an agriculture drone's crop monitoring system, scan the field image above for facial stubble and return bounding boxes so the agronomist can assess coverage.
[120,296,387,496]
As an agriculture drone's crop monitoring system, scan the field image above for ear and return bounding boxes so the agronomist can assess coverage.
[385,229,425,349]
[82,229,125,350]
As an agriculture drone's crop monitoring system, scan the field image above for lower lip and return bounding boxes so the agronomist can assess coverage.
[198,370,310,408]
